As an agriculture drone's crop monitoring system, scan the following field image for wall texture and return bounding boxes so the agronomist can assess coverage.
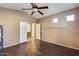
[39,7,79,50]
[0,7,36,48]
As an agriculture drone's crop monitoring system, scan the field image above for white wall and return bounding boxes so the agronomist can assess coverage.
[39,7,79,50]
[32,23,35,38]
[0,7,36,48]
[27,23,31,32]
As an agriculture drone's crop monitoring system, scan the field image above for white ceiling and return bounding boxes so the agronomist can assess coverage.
[0,3,79,19]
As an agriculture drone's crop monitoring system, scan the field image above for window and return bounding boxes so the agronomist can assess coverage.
[52,18,58,23]
[66,14,75,22]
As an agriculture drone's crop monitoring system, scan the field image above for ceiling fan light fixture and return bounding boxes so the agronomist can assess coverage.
[33,8,38,12]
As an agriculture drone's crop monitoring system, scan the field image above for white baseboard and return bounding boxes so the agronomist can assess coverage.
[3,43,19,48]
[42,40,79,50]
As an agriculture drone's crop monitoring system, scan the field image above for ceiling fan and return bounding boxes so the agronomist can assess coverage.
[21,3,48,15]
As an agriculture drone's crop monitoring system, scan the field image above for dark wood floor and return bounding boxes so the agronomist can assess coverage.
[1,39,79,56]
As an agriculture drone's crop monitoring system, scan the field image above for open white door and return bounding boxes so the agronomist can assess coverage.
[36,24,41,40]
[20,21,27,43]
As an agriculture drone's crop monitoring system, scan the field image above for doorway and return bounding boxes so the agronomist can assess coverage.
[20,21,41,53]
[20,21,41,44]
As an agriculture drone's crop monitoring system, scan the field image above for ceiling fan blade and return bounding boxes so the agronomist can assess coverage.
[31,11,34,15]
[38,6,48,9]
[21,8,32,10]
[38,10,43,15]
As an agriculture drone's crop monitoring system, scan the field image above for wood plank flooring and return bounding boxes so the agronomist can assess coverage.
[1,39,79,56]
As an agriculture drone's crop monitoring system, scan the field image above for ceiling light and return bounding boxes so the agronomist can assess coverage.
[33,8,38,12]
